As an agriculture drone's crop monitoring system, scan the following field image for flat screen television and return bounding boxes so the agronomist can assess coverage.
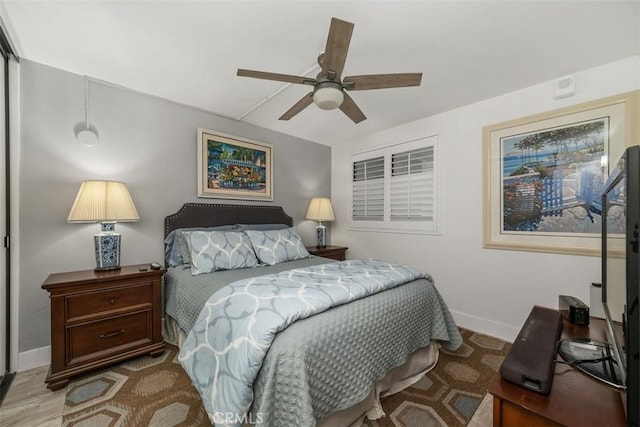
[602,145,640,426]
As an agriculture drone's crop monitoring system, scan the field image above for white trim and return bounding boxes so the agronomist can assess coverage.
[18,345,50,372]
[0,46,6,376]
[9,59,20,372]
[0,6,22,57]
[348,227,442,236]
[450,309,519,344]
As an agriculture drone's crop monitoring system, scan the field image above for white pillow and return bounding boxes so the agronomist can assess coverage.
[183,230,259,275]
[244,227,310,265]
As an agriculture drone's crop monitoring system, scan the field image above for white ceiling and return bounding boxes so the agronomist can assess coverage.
[1,1,639,146]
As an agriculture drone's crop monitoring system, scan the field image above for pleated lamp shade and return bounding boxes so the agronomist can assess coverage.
[67,181,140,222]
[305,197,335,222]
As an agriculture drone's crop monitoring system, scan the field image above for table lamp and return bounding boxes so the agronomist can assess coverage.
[305,197,335,248]
[67,180,140,270]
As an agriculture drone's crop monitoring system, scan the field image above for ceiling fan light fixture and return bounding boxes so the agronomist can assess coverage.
[313,85,344,110]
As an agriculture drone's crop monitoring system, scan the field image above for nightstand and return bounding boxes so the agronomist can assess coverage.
[42,264,165,390]
[306,245,348,261]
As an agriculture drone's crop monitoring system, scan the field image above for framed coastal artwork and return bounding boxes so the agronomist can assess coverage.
[483,91,639,256]
[197,128,273,201]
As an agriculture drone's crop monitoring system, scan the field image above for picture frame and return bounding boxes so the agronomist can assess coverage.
[197,128,273,201]
[483,91,639,256]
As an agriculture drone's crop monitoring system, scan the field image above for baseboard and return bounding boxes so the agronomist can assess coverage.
[450,309,519,343]
[18,345,50,372]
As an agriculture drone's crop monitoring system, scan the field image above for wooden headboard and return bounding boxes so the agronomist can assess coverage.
[164,203,293,237]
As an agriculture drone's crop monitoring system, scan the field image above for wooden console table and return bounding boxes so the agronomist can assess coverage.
[489,316,626,426]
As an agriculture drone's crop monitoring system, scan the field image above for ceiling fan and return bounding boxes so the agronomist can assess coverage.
[237,17,422,124]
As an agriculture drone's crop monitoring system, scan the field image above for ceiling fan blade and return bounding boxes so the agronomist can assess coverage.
[237,69,315,86]
[279,92,314,121]
[339,92,366,124]
[343,73,423,90]
[321,18,354,79]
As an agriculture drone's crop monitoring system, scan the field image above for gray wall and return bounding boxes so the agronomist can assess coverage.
[18,60,331,352]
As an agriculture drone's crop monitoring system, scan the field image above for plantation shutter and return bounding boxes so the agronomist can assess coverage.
[352,156,384,221]
[349,135,438,233]
[390,146,434,221]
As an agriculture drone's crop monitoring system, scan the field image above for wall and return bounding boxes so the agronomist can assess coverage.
[331,56,640,342]
[17,60,331,357]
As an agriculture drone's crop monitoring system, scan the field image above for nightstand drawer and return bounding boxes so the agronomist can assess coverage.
[306,245,348,261]
[66,283,152,322]
[68,311,151,364]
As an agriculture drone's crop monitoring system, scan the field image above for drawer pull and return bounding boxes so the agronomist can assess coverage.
[109,298,116,304]
[100,329,125,339]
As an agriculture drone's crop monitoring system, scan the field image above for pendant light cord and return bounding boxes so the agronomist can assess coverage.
[84,75,90,130]
[75,75,99,146]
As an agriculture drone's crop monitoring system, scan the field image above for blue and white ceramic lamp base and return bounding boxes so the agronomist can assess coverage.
[315,222,327,248]
[94,222,121,270]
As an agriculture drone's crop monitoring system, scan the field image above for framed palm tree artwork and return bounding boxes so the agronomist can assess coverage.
[197,128,273,201]
[482,91,639,256]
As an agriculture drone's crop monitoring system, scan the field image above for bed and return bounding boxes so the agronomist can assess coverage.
[163,203,462,427]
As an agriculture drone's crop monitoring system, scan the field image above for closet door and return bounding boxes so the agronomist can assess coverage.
[0,54,6,377]
[0,26,14,399]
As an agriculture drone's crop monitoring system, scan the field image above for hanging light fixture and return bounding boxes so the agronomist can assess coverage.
[313,82,344,110]
[74,75,99,146]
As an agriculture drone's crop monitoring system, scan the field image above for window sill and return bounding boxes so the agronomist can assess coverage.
[347,226,441,236]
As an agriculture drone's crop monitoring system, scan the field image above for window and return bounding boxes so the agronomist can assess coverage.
[350,136,438,233]
[352,156,384,221]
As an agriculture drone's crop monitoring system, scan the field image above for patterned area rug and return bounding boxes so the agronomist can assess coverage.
[375,328,511,427]
[62,347,206,426]
[62,328,509,426]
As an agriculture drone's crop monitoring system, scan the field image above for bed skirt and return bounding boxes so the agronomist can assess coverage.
[164,316,440,426]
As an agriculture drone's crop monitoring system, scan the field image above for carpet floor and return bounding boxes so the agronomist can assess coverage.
[62,328,510,426]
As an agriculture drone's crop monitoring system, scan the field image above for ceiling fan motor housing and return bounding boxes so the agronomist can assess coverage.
[313,81,344,110]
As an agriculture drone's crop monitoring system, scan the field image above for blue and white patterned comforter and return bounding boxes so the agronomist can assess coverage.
[178,259,431,425]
